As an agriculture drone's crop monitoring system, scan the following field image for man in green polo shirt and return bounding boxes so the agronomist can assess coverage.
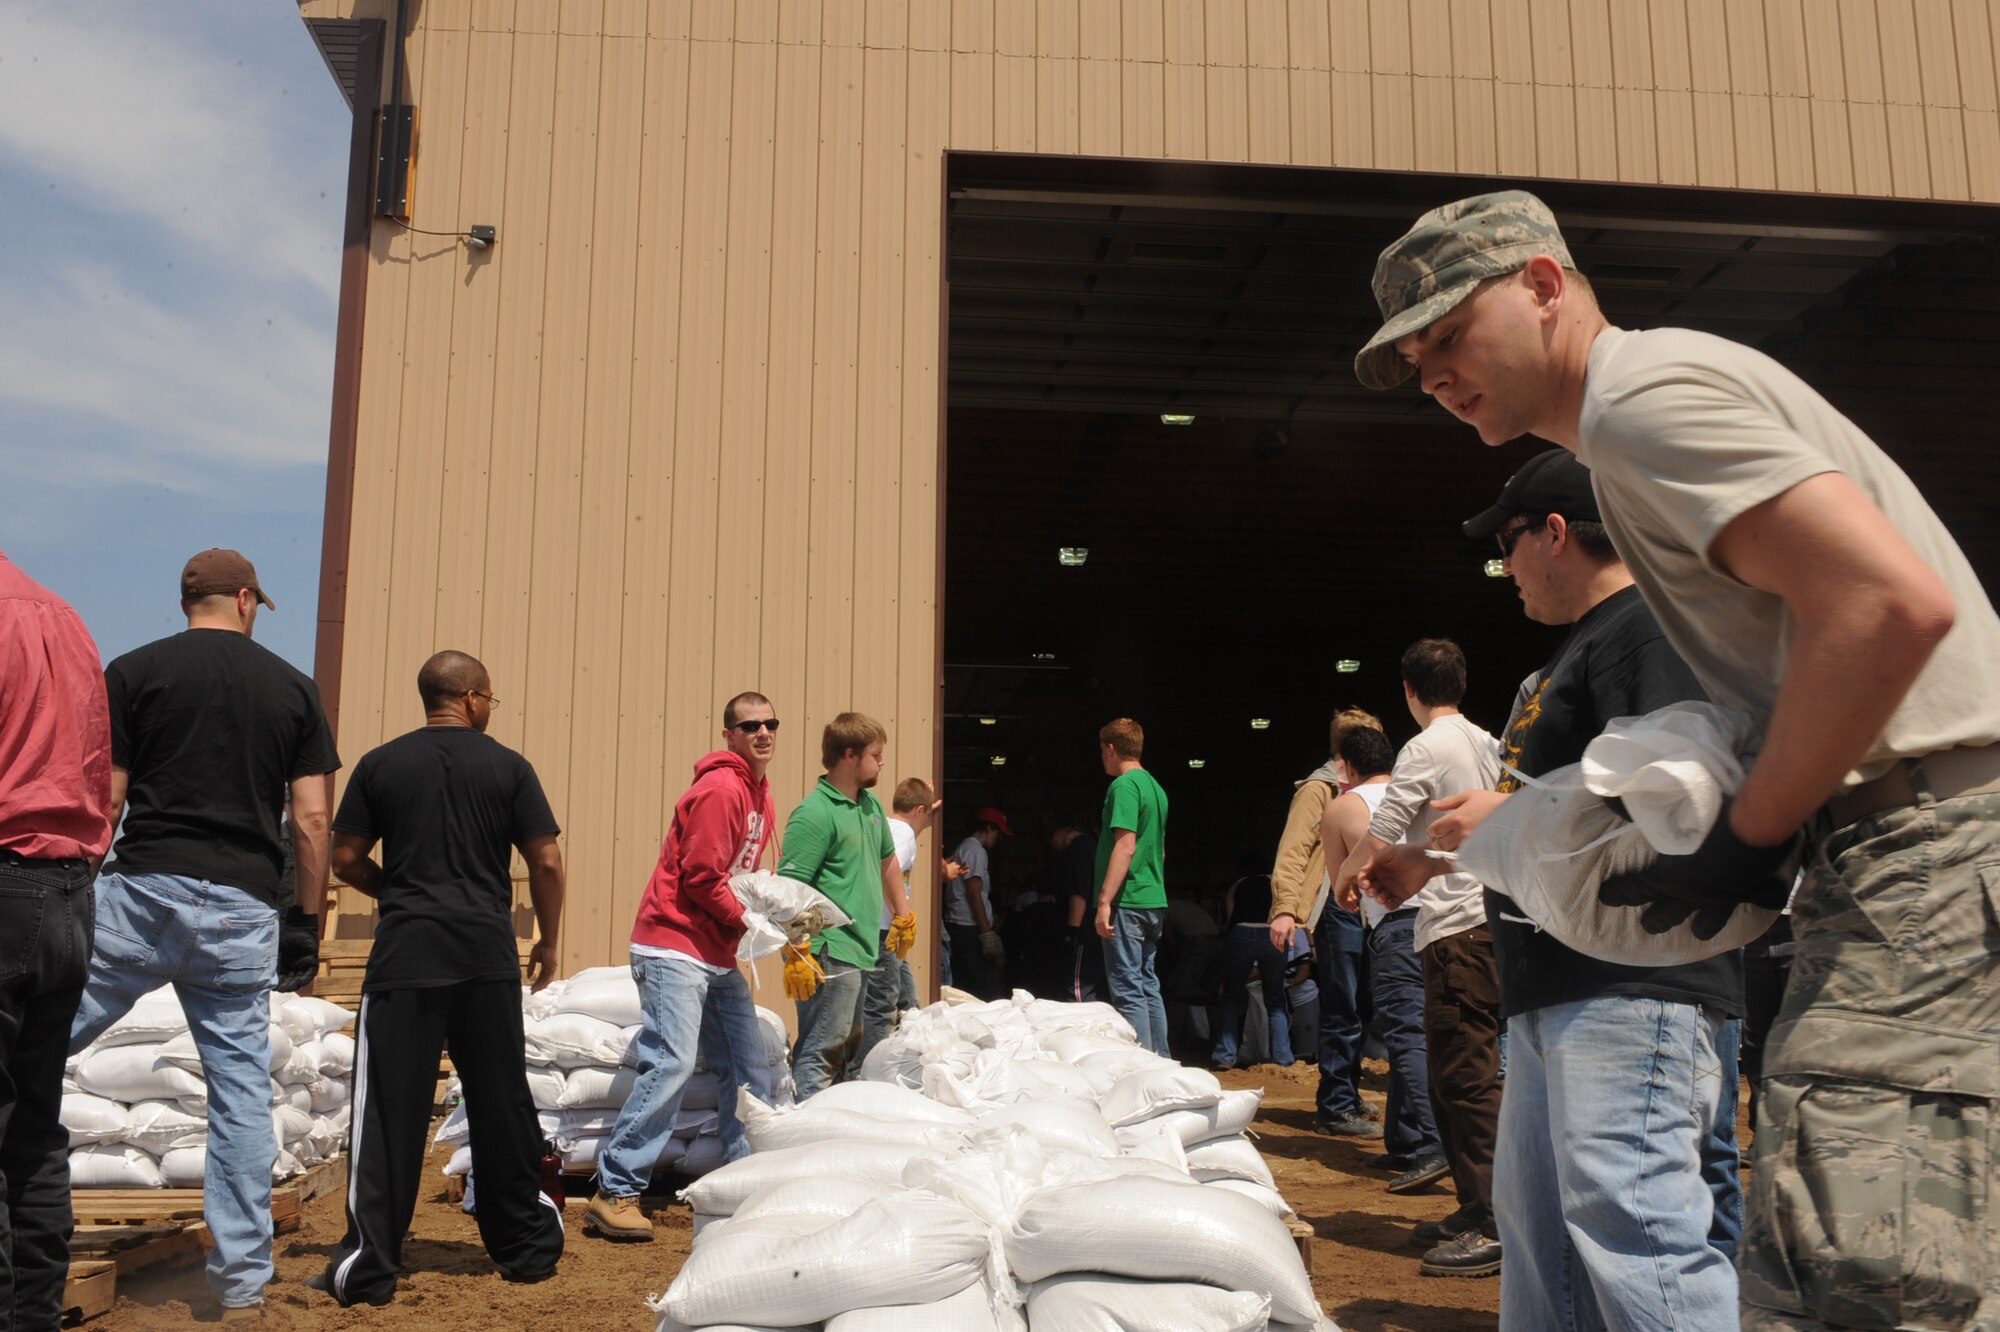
[1092,717,1171,1057]
[777,712,912,1099]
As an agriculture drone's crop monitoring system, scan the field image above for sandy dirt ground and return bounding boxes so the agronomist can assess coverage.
[92,1060,1512,1331]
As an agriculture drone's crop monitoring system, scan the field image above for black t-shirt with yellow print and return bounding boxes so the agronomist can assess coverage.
[1488,584,1745,1019]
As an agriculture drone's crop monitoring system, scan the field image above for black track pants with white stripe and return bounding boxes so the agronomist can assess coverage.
[324,979,564,1305]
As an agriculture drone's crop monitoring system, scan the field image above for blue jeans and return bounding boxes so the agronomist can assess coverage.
[1367,911,1440,1159]
[1212,926,1293,1068]
[71,873,278,1309]
[791,957,865,1100]
[857,931,917,1067]
[597,954,773,1198]
[1313,905,1367,1120]
[1495,997,1737,1332]
[1102,907,1169,1058]
[1704,1017,1744,1260]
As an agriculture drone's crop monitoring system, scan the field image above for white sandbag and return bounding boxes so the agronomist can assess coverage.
[1185,1135,1277,1189]
[274,1147,305,1181]
[94,987,187,1048]
[523,979,566,1022]
[756,1006,790,1067]
[1458,701,1781,966]
[317,1031,355,1075]
[121,1100,209,1156]
[444,1144,473,1177]
[1098,1065,1223,1127]
[1042,1030,1138,1065]
[1071,1047,1173,1097]
[1114,1089,1262,1149]
[553,1107,619,1141]
[277,995,356,1042]
[554,968,644,1028]
[1007,1176,1321,1327]
[274,1104,316,1147]
[728,868,854,962]
[1207,1178,1295,1219]
[971,1101,1119,1158]
[278,1083,314,1116]
[60,1094,128,1147]
[557,1135,607,1171]
[802,1080,975,1127]
[557,1064,637,1110]
[658,1192,988,1328]
[1026,1274,1271,1332]
[676,1132,725,1175]
[70,1144,164,1188]
[729,1174,902,1229]
[927,1053,1099,1112]
[680,1141,953,1218]
[740,1093,962,1155]
[308,1077,349,1114]
[824,1281,1001,1331]
[526,1065,567,1111]
[680,1070,720,1110]
[159,1145,207,1188]
[523,1012,631,1068]
[274,1041,321,1086]
[305,1112,345,1159]
[75,1045,206,1105]
[1014,998,1137,1044]
[1004,1059,1100,1103]
[655,1315,808,1332]
[434,1102,560,1149]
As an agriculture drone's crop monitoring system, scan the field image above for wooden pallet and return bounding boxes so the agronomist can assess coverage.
[72,1222,209,1278]
[295,1154,347,1204]
[60,1260,115,1325]
[1287,1218,1314,1276]
[70,1185,302,1236]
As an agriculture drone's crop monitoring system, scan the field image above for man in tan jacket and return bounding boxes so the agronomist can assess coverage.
[1268,708,1384,1138]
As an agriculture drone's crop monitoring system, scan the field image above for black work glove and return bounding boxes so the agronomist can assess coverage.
[1596,796,1798,940]
[275,907,322,993]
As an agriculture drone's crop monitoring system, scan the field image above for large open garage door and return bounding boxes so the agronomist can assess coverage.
[938,154,1999,937]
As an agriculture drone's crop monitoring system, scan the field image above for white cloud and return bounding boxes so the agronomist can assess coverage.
[0,2,345,297]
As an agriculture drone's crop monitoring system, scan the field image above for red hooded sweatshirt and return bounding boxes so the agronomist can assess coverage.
[629,750,775,966]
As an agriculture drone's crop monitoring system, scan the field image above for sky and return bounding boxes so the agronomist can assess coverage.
[0,2,350,674]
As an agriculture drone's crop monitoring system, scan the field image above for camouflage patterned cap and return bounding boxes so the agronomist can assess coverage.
[1354,190,1574,390]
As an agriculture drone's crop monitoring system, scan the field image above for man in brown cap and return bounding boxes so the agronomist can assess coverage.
[1353,191,2000,1331]
[70,549,339,1321]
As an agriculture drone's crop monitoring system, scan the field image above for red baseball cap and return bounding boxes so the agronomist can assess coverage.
[972,806,1015,837]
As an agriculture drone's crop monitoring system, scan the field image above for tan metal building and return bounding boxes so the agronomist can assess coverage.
[295,0,2000,981]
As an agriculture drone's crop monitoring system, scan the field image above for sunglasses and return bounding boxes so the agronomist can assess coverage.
[1495,515,1550,557]
[733,719,781,734]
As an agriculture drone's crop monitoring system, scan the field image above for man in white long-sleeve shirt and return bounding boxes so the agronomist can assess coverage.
[1332,638,1504,1275]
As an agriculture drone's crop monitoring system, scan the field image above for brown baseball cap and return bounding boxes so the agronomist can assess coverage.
[181,549,276,609]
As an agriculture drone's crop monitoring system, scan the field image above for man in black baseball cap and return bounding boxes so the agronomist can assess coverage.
[1458,448,1600,542]
[180,548,278,611]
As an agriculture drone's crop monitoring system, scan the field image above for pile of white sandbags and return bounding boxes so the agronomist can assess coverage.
[652,991,1338,1332]
[436,967,794,1184]
[63,987,354,1189]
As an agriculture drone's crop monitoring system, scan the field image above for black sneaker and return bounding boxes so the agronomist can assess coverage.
[1314,1113,1385,1139]
[1420,1228,1503,1277]
[1408,1210,1479,1248]
[1385,1154,1450,1194]
[1365,1152,1413,1171]
[304,1269,393,1307]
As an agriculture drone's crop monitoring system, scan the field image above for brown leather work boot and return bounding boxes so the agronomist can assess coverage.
[583,1190,653,1242]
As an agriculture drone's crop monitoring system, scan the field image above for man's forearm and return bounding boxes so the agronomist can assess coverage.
[967,879,991,931]
[334,854,383,899]
[1097,846,1134,910]
[292,819,331,916]
[528,866,564,949]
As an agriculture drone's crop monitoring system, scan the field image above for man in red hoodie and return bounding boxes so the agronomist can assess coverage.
[583,691,781,1242]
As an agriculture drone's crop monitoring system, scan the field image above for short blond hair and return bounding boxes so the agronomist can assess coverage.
[1330,706,1384,752]
[1099,717,1144,761]
[821,712,887,770]
[892,777,935,813]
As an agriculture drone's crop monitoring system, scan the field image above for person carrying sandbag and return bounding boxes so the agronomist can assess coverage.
[584,691,786,1242]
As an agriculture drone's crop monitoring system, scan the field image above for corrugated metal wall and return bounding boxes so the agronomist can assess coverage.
[301,0,2000,975]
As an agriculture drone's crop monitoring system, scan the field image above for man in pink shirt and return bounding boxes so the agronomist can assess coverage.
[0,549,113,1327]
[585,691,782,1242]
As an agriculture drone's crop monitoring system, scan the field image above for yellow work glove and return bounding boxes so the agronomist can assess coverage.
[786,904,830,948]
[884,913,917,959]
[781,943,822,1001]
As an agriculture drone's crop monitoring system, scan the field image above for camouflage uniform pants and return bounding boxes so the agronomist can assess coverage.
[1741,780,1999,1331]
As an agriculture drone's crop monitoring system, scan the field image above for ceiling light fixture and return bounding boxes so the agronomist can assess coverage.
[1335,659,1360,674]
[1058,547,1089,566]
[1031,652,1057,662]
[989,755,1007,766]
[1484,558,1508,578]
[1187,758,1207,769]
[1249,718,1270,730]
[1159,413,1196,426]
[978,717,997,726]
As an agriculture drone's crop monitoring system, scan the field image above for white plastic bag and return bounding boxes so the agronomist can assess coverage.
[739,1092,964,1154]
[555,969,644,1028]
[1007,1175,1321,1327]
[729,869,854,962]
[1185,1135,1277,1189]
[523,1012,630,1068]
[94,987,187,1048]
[277,995,355,1042]
[657,1192,988,1328]
[69,1144,164,1188]
[1098,1065,1223,1127]
[120,1099,209,1156]
[75,1045,206,1105]
[317,1031,356,1075]
[1459,701,1782,966]
[1026,1274,1271,1332]
[1114,1088,1262,1149]
[556,1064,637,1109]
[60,1093,128,1147]
[679,1141,953,1218]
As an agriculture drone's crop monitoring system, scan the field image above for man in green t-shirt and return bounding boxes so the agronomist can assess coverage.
[777,712,912,1099]
[1092,717,1171,1057]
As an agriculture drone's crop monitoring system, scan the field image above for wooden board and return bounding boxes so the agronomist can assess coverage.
[71,1185,300,1235]
[295,1155,348,1205]
[1288,1217,1314,1276]
[71,1222,209,1278]
[61,1259,115,1325]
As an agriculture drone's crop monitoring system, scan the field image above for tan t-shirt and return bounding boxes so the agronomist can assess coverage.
[1577,326,2000,786]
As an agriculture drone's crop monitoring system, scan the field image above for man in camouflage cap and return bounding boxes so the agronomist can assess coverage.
[1351,189,2000,1330]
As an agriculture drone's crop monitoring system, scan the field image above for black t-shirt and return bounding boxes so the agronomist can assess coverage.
[105,629,340,906]
[1488,585,1745,1019]
[333,726,560,991]
[1227,874,1273,926]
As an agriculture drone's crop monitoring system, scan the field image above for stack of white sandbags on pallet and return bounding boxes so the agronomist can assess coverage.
[650,991,1338,1332]
[435,967,794,1184]
[63,986,354,1188]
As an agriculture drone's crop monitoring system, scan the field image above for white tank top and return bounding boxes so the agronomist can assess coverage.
[1316,780,1392,928]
